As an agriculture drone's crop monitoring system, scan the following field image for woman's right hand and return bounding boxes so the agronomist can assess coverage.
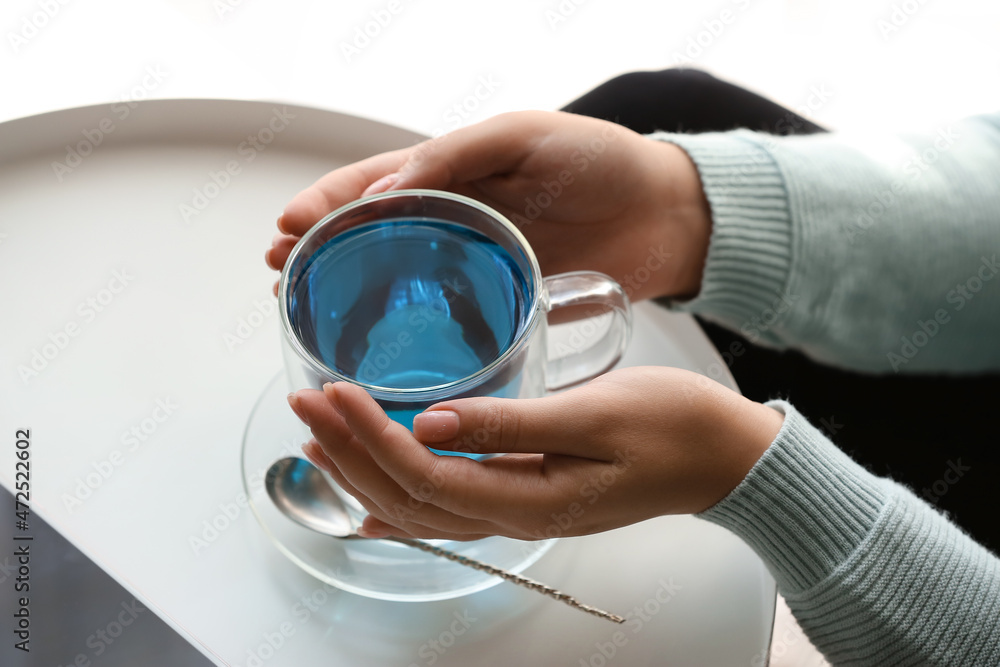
[266,110,712,302]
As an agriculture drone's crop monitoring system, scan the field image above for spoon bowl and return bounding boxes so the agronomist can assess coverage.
[265,456,356,538]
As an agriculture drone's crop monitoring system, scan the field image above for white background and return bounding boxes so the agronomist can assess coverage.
[2,0,999,134]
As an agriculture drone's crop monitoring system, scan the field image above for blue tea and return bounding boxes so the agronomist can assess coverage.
[288,219,530,436]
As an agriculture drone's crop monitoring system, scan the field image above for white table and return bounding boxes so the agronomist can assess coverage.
[0,99,775,665]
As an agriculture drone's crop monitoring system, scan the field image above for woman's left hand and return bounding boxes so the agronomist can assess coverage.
[287,366,784,541]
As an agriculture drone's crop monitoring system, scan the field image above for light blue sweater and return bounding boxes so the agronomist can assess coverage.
[651,115,1000,666]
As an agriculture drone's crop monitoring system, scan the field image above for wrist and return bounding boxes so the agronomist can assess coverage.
[699,394,784,512]
[644,140,712,300]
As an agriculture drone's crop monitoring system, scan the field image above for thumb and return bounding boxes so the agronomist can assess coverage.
[411,391,609,459]
[387,113,542,192]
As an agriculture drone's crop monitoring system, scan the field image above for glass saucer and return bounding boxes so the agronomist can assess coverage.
[241,371,554,602]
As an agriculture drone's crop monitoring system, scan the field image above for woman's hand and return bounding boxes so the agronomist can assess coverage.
[288,366,784,541]
[266,110,712,301]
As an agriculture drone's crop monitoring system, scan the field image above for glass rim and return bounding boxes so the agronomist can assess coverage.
[277,188,547,399]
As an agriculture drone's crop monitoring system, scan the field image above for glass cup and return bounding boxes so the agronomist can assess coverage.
[278,189,631,512]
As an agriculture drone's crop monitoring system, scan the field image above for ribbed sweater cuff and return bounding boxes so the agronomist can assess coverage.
[698,400,889,593]
[647,131,794,328]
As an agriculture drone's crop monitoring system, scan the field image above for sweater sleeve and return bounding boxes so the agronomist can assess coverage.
[649,114,1000,374]
[698,401,1000,666]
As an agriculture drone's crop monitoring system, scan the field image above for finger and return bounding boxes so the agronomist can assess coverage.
[303,424,428,527]
[391,112,551,191]
[290,389,353,442]
[278,111,556,257]
[302,438,332,471]
[329,382,559,522]
[294,388,402,505]
[304,384,503,534]
[265,233,300,272]
[304,442,414,528]
[359,515,497,542]
[360,172,400,197]
[302,439,367,502]
[292,389,396,508]
[410,388,614,459]
[303,439,400,518]
[279,149,411,237]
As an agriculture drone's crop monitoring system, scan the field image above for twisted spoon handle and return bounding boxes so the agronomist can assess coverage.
[384,535,625,624]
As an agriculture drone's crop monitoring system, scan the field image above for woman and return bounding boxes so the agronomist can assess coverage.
[266,70,1000,666]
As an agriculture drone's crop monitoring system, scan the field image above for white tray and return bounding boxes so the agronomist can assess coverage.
[0,99,774,666]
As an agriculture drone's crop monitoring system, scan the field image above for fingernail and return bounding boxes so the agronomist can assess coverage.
[277,212,287,233]
[302,440,330,472]
[264,248,275,269]
[357,524,389,539]
[413,410,460,443]
[301,440,319,463]
[362,172,400,197]
[324,382,344,415]
[287,393,309,425]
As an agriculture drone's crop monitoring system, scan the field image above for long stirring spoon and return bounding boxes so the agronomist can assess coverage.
[265,456,624,624]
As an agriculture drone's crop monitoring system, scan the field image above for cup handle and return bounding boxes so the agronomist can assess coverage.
[543,271,633,391]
